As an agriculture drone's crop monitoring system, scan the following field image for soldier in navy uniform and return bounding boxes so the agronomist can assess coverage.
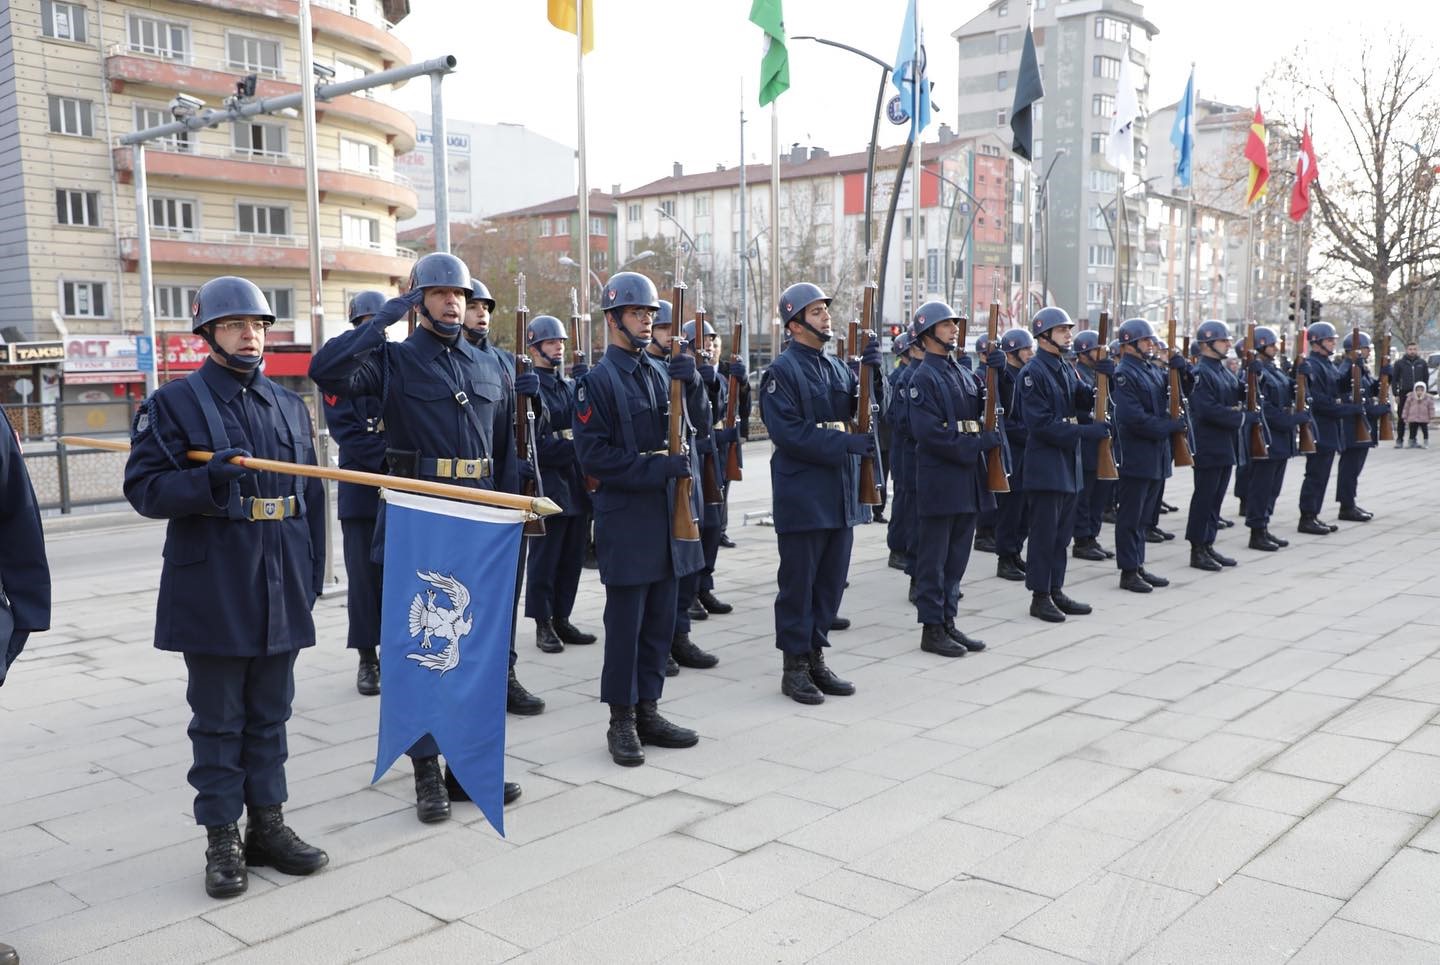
[1018,308,1109,623]
[760,282,873,704]
[310,253,526,823]
[1070,330,1114,562]
[1296,321,1347,535]
[1185,320,1254,571]
[1334,331,1387,522]
[523,314,597,654]
[323,290,389,696]
[1244,326,1304,550]
[903,300,1001,656]
[1111,318,1180,593]
[572,272,704,766]
[969,332,1000,556]
[886,332,923,590]
[1147,339,1183,542]
[686,317,743,619]
[995,328,1035,582]
[126,276,328,899]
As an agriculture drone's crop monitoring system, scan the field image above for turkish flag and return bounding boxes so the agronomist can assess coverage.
[1289,125,1320,221]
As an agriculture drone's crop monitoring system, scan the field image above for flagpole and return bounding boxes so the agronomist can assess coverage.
[1021,163,1032,318]
[1114,177,1125,318]
[910,2,922,322]
[770,103,781,362]
[575,0,591,359]
[739,81,749,365]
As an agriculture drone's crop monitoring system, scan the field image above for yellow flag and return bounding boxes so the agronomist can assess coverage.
[547,0,594,55]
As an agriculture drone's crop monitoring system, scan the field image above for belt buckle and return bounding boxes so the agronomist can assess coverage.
[435,457,453,478]
[454,391,469,407]
[249,497,284,521]
[455,459,484,479]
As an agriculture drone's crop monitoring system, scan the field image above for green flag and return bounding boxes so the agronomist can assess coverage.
[749,0,789,106]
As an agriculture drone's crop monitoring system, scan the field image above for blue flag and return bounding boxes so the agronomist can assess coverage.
[1009,23,1044,161]
[1170,67,1196,189]
[892,0,930,140]
[372,490,525,836]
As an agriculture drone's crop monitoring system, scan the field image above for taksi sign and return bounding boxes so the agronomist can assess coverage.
[1,341,65,364]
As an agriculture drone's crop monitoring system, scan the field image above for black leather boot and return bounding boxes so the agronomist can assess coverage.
[1144,526,1167,544]
[1071,538,1106,561]
[356,648,380,697]
[1248,528,1279,552]
[943,622,986,652]
[1030,592,1065,622]
[1264,529,1289,548]
[888,550,909,570]
[781,653,825,704]
[507,667,545,716]
[635,699,699,748]
[686,600,709,621]
[607,704,645,766]
[535,618,564,654]
[997,554,1026,581]
[1052,589,1092,615]
[1119,569,1153,593]
[921,624,967,658]
[1338,504,1373,522]
[665,654,680,677]
[1139,568,1170,587]
[830,617,851,631]
[1190,543,1222,571]
[697,589,733,614]
[244,805,328,876]
[672,632,719,669]
[504,782,522,805]
[0,943,18,965]
[204,823,247,898]
[809,648,856,694]
[446,764,521,806]
[1205,544,1238,567]
[412,756,451,823]
[553,616,597,645]
[974,528,997,553]
[1297,514,1331,535]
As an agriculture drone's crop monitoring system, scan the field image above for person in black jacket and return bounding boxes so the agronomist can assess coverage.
[1393,343,1428,446]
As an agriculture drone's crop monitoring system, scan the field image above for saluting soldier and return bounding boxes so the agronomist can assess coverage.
[1070,329,1114,563]
[323,290,388,696]
[572,273,703,766]
[1334,331,1386,522]
[1296,320,1346,535]
[1111,318,1179,593]
[1243,326,1301,550]
[523,314,598,654]
[127,276,328,899]
[309,253,526,823]
[1185,320,1254,570]
[760,282,872,704]
[904,300,1000,656]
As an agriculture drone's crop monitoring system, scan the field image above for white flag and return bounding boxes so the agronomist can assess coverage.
[1106,47,1139,176]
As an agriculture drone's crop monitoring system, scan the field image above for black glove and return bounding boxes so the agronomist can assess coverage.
[207,447,254,484]
[715,427,740,446]
[1080,422,1111,441]
[1381,364,1394,378]
[1093,359,1117,378]
[844,433,877,458]
[1167,418,1188,434]
[725,360,748,382]
[518,460,537,482]
[668,352,696,383]
[514,371,540,397]
[570,358,590,379]
[861,337,882,370]
[1168,354,1189,372]
[1242,409,1260,427]
[699,363,718,386]
[1246,358,1265,376]
[986,349,1007,370]
[662,453,692,478]
[372,289,424,328]
[958,354,974,371]
[977,430,1002,451]
[1295,358,1314,378]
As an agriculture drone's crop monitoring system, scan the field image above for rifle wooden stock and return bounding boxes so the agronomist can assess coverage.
[851,314,882,505]
[1350,324,1372,444]
[723,322,743,482]
[983,298,1009,493]
[1245,322,1269,459]
[1377,330,1395,441]
[60,436,562,516]
[515,279,545,536]
[668,288,700,543]
[1167,317,1195,467]
[1294,330,1317,454]
[1094,313,1119,480]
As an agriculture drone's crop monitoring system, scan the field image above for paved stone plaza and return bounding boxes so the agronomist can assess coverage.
[4,445,1440,963]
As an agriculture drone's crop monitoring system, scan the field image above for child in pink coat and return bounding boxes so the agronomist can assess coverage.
[1402,382,1433,448]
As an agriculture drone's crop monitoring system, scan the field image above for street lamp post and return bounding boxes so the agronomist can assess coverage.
[560,249,654,357]
[1037,148,1069,307]
[1099,174,1159,318]
[920,166,985,313]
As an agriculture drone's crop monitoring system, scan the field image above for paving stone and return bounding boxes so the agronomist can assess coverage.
[682,842,839,913]
[1061,768,1226,842]
[1242,799,1424,900]
[1293,667,1391,700]
[963,938,1090,964]
[1397,724,1440,756]
[924,691,1080,748]
[939,712,1123,788]
[956,757,1134,836]
[681,759,826,806]
[1108,799,1297,895]
[1119,661,1231,701]
[1129,875,1341,964]
[846,818,1016,891]
[364,922,523,964]
[780,767,897,810]
[669,893,873,964]
[1223,692,1356,742]
[1223,647,1342,692]
[1072,693,1168,722]
[1158,731,1287,782]
[685,793,834,853]
[1126,711,1226,742]
[797,868,922,919]
[1070,729,1189,771]
[967,821,1137,898]
[1336,749,1440,815]
[1290,918,1440,965]
[208,897,439,965]
[61,918,247,965]
[1321,695,1438,743]
[509,886,743,964]
[1265,732,1394,785]
[1339,846,1440,944]
[1006,872,1199,962]
[779,772,989,863]
[1219,771,1340,817]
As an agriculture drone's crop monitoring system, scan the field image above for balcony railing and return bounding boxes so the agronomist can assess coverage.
[120,138,411,187]
[313,0,398,32]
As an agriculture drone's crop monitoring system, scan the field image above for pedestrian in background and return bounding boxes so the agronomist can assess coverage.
[1403,381,1433,448]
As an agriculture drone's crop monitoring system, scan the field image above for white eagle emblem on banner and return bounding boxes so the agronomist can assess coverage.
[406,570,473,676]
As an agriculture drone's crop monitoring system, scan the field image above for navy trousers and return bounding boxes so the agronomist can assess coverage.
[1186,465,1232,545]
[1268,460,1288,518]
[913,513,976,625]
[524,514,587,622]
[600,577,677,705]
[1335,447,1369,508]
[341,518,382,651]
[1150,478,1166,528]
[184,650,298,826]
[1299,450,1336,515]
[1025,491,1076,594]
[995,466,1030,556]
[1073,472,1111,541]
[1244,460,1284,529]
[1115,476,1162,572]
[775,528,853,655]
[697,519,723,593]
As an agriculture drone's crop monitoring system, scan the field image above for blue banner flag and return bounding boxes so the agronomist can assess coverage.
[891,0,930,139]
[1009,23,1044,161]
[372,490,525,836]
[1170,67,1196,188]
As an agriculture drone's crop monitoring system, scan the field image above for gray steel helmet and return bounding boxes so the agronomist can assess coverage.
[682,318,717,341]
[1072,330,1102,354]
[654,299,674,327]
[911,300,964,338]
[468,279,496,312]
[1195,319,1232,343]
[1253,326,1280,350]
[192,276,274,333]
[347,290,387,325]
[1000,328,1035,353]
[525,315,569,346]
[408,252,471,293]
[600,271,661,311]
[1117,317,1158,345]
[779,282,830,325]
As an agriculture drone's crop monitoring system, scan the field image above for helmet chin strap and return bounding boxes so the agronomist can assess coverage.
[794,318,833,343]
[610,311,651,350]
[418,301,461,340]
[921,329,955,353]
[462,325,487,348]
[200,328,262,372]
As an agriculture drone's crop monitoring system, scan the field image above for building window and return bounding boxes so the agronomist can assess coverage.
[236,202,289,236]
[42,1,87,42]
[926,249,940,292]
[997,70,1009,91]
[555,216,570,236]
[627,203,641,220]
[134,105,192,152]
[1091,132,1106,154]
[1090,170,1118,193]
[339,137,379,173]
[1091,94,1115,117]
[61,280,107,318]
[659,200,675,217]
[1091,205,1109,231]
[590,216,605,235]
[996,109,1007,127]
[904,215,926,239]
[998,2,1009,14]
[154,284,199,320]
[1093,56,1121,80]
[48,95,93,137]
[1088,245,1116,267]
[151,196,197,237]
[540,219,553,237]
[817,265,832,285]
[1087,282,1103,303]
[233,120,286,158]
[593,249,608,270]
[128,14,187,60]
[341,213,380,249]
[1095,17,1130,43]
[997,34,1010,54]
[333,59,373,97]
[260,288,294,320]
[227,33,283,76]
[55,190,100,227]
[695,195,710,216]
[696,233,712,253]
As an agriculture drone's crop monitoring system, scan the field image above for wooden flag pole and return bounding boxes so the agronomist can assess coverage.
[60,436,562,518]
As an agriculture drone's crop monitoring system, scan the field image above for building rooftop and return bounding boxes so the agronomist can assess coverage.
[490,191,616,220]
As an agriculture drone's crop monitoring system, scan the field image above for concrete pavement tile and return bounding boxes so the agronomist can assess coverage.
[763,717,920,771]
[1108,799,1297,895]
[1331,646,1431,678]
[798,868,922,918]
[940,712,1124,788]
[1061,768,1227,842]
[0,823,64,863]
[1336,749,1440,815]
[1219,770,1339,817]
[1158,731,1287,782]
[684,793,834,853]
[1186,634,1291,672]
[924,692,1081,748]
[1397,724,1440,756]
[1168,683,1277,721]
[780,772,990,863]
[61,918,247,965]
[963,937,1090,964]
[1126,710,1226,742]
[780,767,898,809]
[875,694,988,730]
[1377,658,1440,702]
[364,922,523,965]
[510,887,741,964]
[945,665,1071,707]
[1290,918,1440,965]
[1222,647,1342,691]
[844,734,973,781]
[846,818,1017,891]
[1006,871,1199,962]
[1266,732,1394,785]
[968,822,1137,898]
[1072,693,1168,722]
[683,842,840,913]
[1036,666,1143,699]
[1128,874,1341,964]
[1118,661,1231,701]
[497,782,641,846]
[0,880,86,932]
[208,897,438,965]
[1321,695,1438,743]
[808,878,1046,965]
[1070,729,1189,770]
[1223,692,1356,742]
[0,776,150,836]
[1293,667,1390,699]
[956,758,1134,837]
[534,746,697,796]
[1242,799,1424,900]
[682,759,814,806]
[669,893,873,964]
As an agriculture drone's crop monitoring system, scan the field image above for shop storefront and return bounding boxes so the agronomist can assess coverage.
[0,341,64,437]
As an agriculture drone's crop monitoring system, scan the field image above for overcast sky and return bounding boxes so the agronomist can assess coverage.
[386,1,1434,192]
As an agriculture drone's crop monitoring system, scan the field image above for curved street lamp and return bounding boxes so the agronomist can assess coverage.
[559,249,655,355]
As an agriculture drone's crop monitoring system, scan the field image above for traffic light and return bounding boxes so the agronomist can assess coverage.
[889,324,902,338]
[1288,289,1297,325]
[1309,298,1322,324]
